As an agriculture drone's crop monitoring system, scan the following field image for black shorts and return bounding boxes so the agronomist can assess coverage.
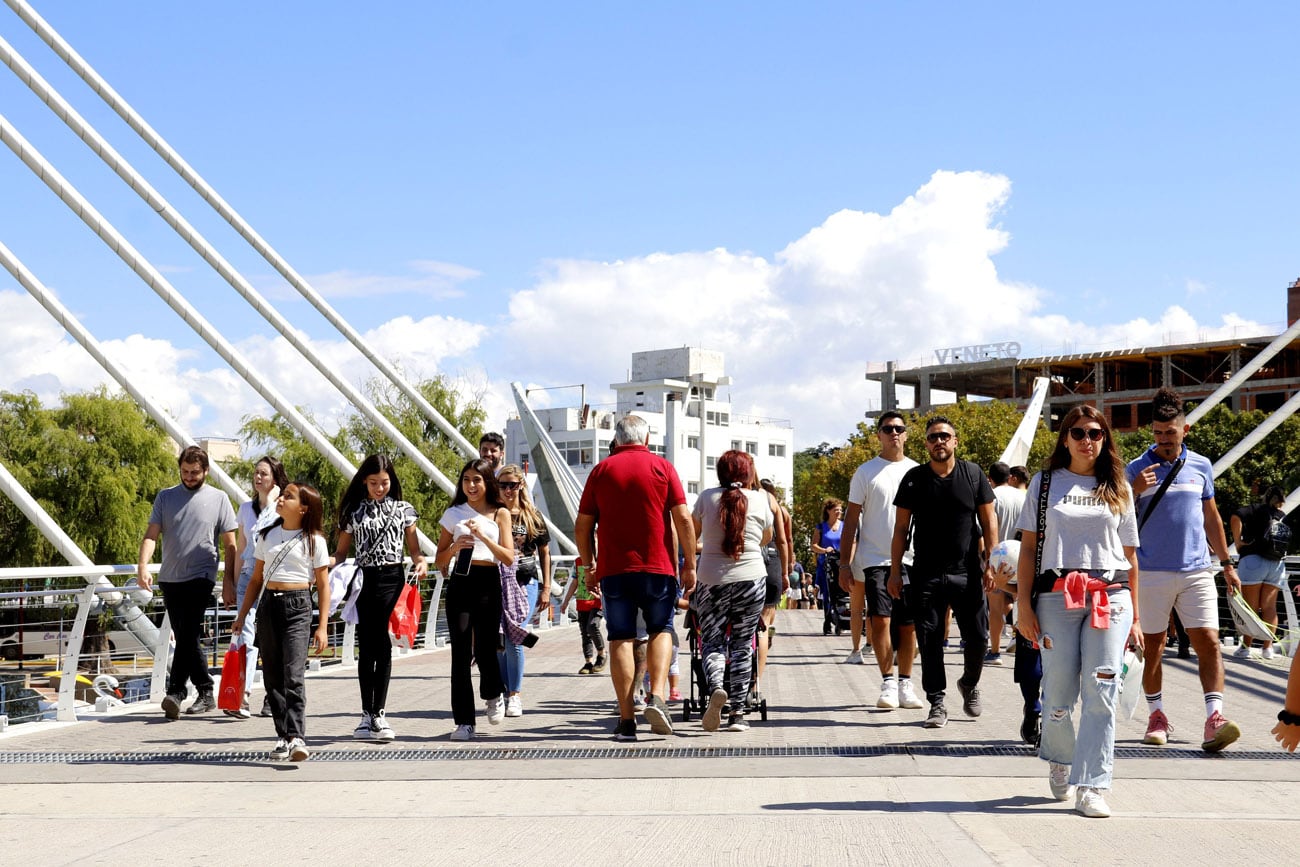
[862,565,913,625]
[763,545,782,606]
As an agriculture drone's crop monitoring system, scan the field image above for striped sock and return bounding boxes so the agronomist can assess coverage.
[1205,692,1224,717]
[1146,693,1163,713]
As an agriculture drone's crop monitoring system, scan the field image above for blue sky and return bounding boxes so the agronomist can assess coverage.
[1,1,1297,447]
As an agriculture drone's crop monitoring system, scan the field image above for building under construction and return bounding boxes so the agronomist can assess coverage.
[866,278,1300,433]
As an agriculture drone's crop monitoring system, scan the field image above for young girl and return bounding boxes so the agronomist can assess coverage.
[229,455,288,719]
[435,458,515,741]
[496,464,552,717]
[331,455,427,742]
[232,483,330,762]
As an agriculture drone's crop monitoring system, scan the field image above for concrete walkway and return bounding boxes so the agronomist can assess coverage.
[2,609,1298,865]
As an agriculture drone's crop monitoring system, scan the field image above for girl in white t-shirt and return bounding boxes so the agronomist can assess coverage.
[230,454,287,719]
[232,482,330,762]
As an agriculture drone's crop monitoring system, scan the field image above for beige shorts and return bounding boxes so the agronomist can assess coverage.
[1139,569,1219,631]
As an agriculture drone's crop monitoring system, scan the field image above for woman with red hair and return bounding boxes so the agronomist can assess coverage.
[691,450,774,732]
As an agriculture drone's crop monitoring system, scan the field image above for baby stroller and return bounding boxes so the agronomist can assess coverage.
[680,606,769,723]
[822,552,851,636]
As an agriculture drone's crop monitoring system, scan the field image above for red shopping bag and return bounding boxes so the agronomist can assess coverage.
[389,581,422,648]
[217,641,247,712]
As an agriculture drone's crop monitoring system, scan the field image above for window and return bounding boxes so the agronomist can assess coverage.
[706,456,717,470]
[689,386,714,399]
[557,442,594,467]
[730,439,742,451]
[745,441,758,455]
[706,411,730,426]
[648,443,666,456]
[686,435,700,450]
[687,482,699,494]
[769,443,786,457]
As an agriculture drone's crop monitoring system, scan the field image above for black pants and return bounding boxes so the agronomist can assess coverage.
[1013,630,1043,713]
[578,608,606,660]
[446,564,504,726]
[909,569,989,704]
[356,564,405,715]
[160,578,215,695]
[257,588,312,740]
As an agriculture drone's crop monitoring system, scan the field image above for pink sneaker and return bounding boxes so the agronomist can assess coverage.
[1202,710,1241,753]
[668,689,683,702]
[1143,709,1171,745]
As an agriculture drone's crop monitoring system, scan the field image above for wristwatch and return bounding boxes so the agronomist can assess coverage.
[1219,558,1235,569]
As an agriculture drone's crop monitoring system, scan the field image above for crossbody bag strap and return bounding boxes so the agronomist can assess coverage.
[263,531,305,584]
[1035,470,1051,576]
[1138,456,1185,531]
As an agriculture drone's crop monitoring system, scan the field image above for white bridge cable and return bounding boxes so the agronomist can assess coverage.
[0,242,248,504]
[0,114,437,554]
[0,33,459,500]
[4,0,478,460]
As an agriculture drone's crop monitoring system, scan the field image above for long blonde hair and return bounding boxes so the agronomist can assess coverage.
[498,464,545,539]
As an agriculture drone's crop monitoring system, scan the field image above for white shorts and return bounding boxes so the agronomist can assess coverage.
[1139,569,1219,631]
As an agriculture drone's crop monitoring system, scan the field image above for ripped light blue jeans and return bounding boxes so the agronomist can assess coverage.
[1036,586,1132,790]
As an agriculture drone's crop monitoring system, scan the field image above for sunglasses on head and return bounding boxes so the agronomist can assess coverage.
[879,424,906,435]
[925,431,953,443]
[1068,427,1105,442]
[499,481,521,490]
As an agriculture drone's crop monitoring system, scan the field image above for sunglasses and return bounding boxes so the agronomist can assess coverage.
[1068,427,1105,442]
[925,431,953,443]
[499,481,522,490]
[879,424,906,435]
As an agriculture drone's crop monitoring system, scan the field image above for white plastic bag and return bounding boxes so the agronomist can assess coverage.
[1118,648,1143,721]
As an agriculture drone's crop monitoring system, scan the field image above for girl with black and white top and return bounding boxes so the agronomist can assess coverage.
[496,464,551,718]
[434,458,515,741]
[1016,405,1142,819]
[691,449,773,733]
[331,455,427,742]
[231,455,287,719]
[232,482,330,761]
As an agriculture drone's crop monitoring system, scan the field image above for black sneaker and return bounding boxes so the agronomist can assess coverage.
[957,679,982,717]
[578,662,595,675]
[186,690,216,715]
[924,703,948,729]
[592,656,607,673]
[161,692,184,720]
[644,694,674,735]
[260,696,273,717]
[1021,709,1041,746]
[613,718,638,741]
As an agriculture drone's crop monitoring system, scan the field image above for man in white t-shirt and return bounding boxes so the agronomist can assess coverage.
[838,411,923,710]
[985,462,1026,665]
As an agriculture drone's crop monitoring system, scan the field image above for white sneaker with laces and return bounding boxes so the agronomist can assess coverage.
[353,712,373,740]
[898,679,924,709]
[450,724,475,741]
[633,691,648,713]
[843,650,864,665]
[1075,786,1111,818]
[1049,761,1075,801]
[505,694,523,717]
[269,738,290,760]
[876,677,900,709]
[1233,643,1253,659]
[486,696,504,725]
[288,738,310,762]
[371,710,396,741]
[1262,645,1276,660]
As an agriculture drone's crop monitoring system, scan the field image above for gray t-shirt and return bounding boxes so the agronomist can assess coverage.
[692,487,773,585]
[992,485,1026,543]
[1015,470,1138,572]
[148,483,238,584]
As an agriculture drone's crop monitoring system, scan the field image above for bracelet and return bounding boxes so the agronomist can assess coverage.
[1220,559,1234,568]
[1279,709,1300,726]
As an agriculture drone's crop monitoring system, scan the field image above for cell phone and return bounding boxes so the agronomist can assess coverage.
[453,546,473,577]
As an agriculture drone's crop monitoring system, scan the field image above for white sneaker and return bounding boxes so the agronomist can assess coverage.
[702,688,728,733]
[844,650,864,665]
[876,677,900,709]
[633,690,648,713]
[505,694,523,717]
[352,712,373,740]
[486,696,504,725]
[1049,762,1075,801]
[1233,643,1253,659]
[370,710,396,741]
[288,737,309,762]
[898,679,924,709]
[269,738,290,760]
[450,724,475,741]
[1262,645,1276,660]
[1075,786,1111,818]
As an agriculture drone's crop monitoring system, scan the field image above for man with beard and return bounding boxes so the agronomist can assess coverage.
[137,446,239,719]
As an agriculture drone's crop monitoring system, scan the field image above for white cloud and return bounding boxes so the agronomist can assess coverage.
[301,260,481,300]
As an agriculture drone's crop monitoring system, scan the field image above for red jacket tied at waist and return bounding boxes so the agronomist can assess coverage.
[1052,571,1112,629]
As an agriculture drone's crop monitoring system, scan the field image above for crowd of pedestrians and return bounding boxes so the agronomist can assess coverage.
[134,394,1300,810]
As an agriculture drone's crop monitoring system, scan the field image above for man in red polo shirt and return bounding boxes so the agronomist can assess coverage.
[576,414,697,741]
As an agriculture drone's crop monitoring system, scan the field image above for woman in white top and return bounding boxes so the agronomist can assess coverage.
[232,482,330,762]
[690,450,773,733]
[230,455,287,719]
[434,457,515,741]
[1016,405,1142,819]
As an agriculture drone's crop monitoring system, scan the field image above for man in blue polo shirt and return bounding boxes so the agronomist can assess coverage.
[1126,387,1242,753]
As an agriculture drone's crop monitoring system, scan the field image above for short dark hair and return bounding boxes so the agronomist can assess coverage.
[1151,387,1185,424]
[178,445,209,470]
[925,415,953,432]
[479,431,505,449]
[1010,465,1030,485]
[988,461,1011,485]
[878,410,905,427]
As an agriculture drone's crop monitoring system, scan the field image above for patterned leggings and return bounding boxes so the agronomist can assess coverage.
[693,578,765,710]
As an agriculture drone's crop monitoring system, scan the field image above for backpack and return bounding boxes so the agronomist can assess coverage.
[1262,514,1292,560]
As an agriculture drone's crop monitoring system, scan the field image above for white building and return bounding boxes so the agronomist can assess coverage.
[505,347,794,502]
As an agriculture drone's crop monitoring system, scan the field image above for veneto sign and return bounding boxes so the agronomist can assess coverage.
[933,342,1021,364]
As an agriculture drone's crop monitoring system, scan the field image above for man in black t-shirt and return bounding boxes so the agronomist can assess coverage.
[889,416,998,729]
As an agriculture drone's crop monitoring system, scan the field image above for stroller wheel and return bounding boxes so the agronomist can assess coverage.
[760,699,768,722]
